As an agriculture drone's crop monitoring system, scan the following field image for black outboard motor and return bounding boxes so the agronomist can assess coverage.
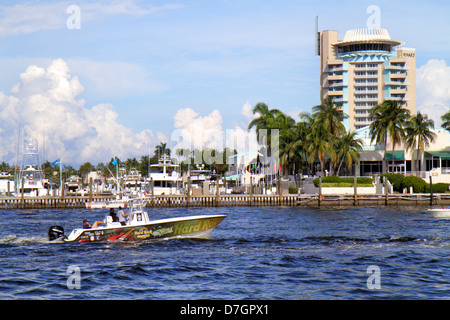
[48,225,66,241]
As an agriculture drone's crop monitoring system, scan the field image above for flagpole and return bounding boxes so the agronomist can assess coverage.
[60,157,62,196]
[116,158,119,196]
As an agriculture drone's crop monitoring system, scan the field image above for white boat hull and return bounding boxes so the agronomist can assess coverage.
[85,202,106,209]
[63,214,226,242]
[428,208,450,218]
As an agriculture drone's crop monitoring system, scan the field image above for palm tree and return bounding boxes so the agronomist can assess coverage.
[247,102,281,141]
[383,100,411,173]
[305,123,335,177]
[404,112,437,175]
[311,97,348,174]
[442,110,450,133]
[248,102,282,162]
[154,142,171,158]
[369,103,390,174]
[266,111,296,175]
[279,121,305,175]
[335,131,363,176]
[312,96,347,136]
[369,100,410,173]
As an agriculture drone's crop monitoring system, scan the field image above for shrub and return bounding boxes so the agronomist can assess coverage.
[381,173,404,192]
[288,187,298,194]
[313,176,373,187]
[426,183,450,193]
[322,176,341,183]
[402,176,427,193]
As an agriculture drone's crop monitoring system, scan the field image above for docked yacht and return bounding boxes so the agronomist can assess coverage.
[16,138,49,197]
[148,155,182,195]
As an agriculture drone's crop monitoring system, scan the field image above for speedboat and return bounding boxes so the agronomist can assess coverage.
[48,198,226,242]
[427,207,450,218]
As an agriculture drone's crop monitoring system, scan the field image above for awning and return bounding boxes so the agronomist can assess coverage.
[224,174,241,181]
[425,151,450,159]
[384,150,405,161]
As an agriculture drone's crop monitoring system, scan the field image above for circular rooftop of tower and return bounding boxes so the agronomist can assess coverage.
[334,28,404,46]
[333,28,404,53]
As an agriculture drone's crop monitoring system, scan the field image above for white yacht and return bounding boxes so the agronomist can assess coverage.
[16,138,49,197]
[148,155,182,195]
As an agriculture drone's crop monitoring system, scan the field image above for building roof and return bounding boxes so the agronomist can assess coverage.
[333,28,404,47]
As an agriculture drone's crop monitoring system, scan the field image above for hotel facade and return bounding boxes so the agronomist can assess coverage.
[319,28,416,131]
[318,28,450,183]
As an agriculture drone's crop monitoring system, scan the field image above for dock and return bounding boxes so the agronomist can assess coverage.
[0,193,449,209]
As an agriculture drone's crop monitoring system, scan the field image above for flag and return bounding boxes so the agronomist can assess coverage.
[111,158,118,166]
[52,158,61,165]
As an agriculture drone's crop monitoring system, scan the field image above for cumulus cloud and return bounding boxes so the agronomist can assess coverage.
[170,104,259,163]
[416,59,450,127]
[240,100,254,122]
[0,58,160,165]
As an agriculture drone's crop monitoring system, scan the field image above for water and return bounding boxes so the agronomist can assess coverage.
[0,205,449,300]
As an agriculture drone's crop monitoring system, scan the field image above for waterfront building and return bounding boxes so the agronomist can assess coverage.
[319,28,415,131]
[318,27,450,183]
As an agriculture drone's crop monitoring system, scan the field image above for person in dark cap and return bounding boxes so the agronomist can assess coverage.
[109,208,119,222]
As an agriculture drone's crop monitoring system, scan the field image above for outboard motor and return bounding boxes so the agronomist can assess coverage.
[48,225,66,241]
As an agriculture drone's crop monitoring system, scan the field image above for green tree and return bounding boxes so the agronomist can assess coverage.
[369,100,411,173]
[312,96,347,136]
[154,142,171,158]
[270,112,296,174]
[305,123,335,177]
[404,112,437,175]
[79,161,94,181]
[442,110,450,133]
[335,131,363,175]
[139,155,150,177]
[248,102,282,153]
[369,103,389,173]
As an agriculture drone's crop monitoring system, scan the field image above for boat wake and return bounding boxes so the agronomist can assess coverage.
[0,235,49,245]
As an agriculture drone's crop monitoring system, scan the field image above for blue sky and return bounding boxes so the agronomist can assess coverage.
[0,0,449,165]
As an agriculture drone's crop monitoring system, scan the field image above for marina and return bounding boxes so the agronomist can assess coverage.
[0,192,449,209]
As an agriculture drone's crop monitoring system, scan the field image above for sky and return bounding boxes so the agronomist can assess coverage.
[0,0,449,166]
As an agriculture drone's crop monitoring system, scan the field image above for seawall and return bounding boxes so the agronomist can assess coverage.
[0,193,449,209]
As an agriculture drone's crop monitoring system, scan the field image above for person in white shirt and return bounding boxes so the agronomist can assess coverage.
[118,206,128,226]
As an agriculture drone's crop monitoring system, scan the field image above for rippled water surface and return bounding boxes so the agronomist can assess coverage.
[1,205,449,299]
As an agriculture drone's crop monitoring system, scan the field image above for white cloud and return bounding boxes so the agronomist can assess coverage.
[240,100,254,121]
[170,106,259,163]
[172,108,224,150]
[416,59,450,127]
[0,58,161,165]
[0,1,184,36]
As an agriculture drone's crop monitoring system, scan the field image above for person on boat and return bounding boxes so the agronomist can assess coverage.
[117,206,128,226]
[109,208,119,222]
[83,219,104,229]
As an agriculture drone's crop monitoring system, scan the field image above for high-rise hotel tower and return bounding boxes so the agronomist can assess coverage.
[318,28,416,131]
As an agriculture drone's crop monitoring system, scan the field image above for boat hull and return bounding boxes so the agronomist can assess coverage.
[85,202,106,209]
[428,208,450,218]
[65,215,226,243]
